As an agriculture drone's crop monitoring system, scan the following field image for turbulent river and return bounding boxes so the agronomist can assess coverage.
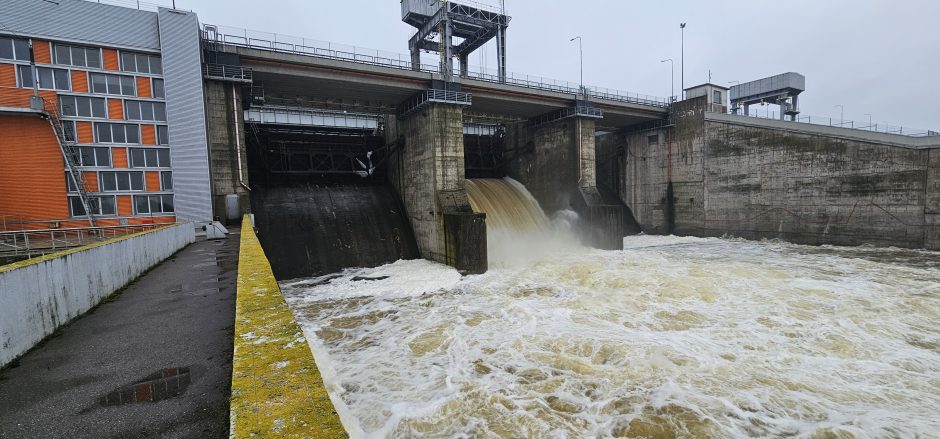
[281,178,940,438]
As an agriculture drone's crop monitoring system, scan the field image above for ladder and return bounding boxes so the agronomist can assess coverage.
[43,101,96,227]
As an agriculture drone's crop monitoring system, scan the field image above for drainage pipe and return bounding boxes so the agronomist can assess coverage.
[232,83,251,192]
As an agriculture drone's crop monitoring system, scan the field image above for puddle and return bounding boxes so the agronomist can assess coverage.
[98,367,191,406]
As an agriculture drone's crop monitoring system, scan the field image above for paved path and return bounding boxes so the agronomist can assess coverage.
[0,230,239,439]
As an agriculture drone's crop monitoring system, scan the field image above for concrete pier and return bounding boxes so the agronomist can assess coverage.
[392,101,487,273]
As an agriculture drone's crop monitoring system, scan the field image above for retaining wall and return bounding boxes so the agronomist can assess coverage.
[230,218,346,437]
[610,97,940,249]
[0,223,195,367]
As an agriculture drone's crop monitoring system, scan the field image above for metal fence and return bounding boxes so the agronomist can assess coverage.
[201,24,670,108]
[0,224,165,258]
[731,108,939,138]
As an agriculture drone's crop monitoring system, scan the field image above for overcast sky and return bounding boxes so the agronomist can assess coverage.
[179,0,939,130]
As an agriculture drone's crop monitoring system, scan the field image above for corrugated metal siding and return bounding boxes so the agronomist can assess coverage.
[76,121,93,143]
[145,171,160,191]
[71,70,88,93]
[0,0,160,51]
[117,195,132,216]
[83,171,99,192]
[112,147,128,168]
[0,116,70,220]
[159,8,213,223]
[136,76,152,98]
[108,98,124,120]
[0,64,16,88]
[103,49,120,70]
[141,124,156,145]
[33,40,52,64]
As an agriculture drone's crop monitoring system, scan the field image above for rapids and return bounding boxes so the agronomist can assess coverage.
[281,178,940,438]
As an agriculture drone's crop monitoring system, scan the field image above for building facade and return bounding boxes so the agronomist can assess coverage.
[0,0,212,229]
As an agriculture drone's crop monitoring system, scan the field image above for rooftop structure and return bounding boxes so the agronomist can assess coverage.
[730,72,805,121]
[401,0,509,81]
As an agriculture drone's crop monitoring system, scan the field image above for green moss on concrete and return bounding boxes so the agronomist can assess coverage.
[231,217,347,438]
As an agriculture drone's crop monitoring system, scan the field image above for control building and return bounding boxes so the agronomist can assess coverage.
[0,0,211,229]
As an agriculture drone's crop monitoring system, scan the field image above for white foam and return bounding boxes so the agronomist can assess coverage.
[283,238,940,438]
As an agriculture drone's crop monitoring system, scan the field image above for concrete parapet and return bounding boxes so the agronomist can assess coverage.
[230,218,346,437]
[0,223,195,368]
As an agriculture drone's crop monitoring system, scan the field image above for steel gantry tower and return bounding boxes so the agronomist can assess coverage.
[401,0,509,82]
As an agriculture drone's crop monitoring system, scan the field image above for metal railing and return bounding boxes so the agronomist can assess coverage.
[201,24,670,109]
[203,63,253,82]
[399,89,473,117]
[245,106,382,130]
[0,223,165,258]
[729,108,939,138]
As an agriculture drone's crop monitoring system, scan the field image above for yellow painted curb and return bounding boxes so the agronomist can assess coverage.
[231,216,347,438]
[0,224,176,274]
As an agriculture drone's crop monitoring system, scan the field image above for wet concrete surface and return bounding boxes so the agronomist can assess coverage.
[0,230,239,438]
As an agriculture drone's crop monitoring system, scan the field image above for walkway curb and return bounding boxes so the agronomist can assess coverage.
[230,216,347,438]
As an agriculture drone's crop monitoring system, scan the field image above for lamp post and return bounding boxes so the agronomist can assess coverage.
[660,59,674,100]
[680,23,686,99]
[570,36,583,95]
[834,104,844,126]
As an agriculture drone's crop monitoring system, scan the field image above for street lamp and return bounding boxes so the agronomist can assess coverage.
[570,36,583,94]
[680,22,686,99]
[660,59,674,100]
[834,104,844,126]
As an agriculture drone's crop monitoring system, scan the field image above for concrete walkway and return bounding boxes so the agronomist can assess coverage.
[0,230,239,439]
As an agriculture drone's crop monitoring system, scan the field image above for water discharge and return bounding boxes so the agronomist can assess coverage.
[281,179,940,438]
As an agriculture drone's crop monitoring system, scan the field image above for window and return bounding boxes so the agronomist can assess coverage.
[156,125,169,145]
[713,90,722,103]
[62,120,76,142]
[121,52,162,75]
[77,146,111,167]
[59,95,107,118]
[160,171,173,190]
[69,196,117,216]
[54,44,102,69]
[647,134,659,146]
[0,37,30,61]
[95,123,140,144]
[99,171,144,192]
[17,65,70,90]
[89,73,136,96]
[124,100,167,121]
[152,78,165,98]
[129,148,171,168]
[134,194,174,214]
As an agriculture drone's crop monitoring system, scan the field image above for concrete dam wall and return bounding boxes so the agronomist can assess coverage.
[600,97,940,249]
[251,184,419,280]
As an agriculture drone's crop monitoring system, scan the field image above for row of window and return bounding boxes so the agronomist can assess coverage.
[60,96,166,122]
[67,170,172,192]
[70,147,172,169]
[0,37,30,61]
[3,36,161,73]
[63,121,168,145]
[55,44,102,69]
[15,66,165,98]
[68,194,174,217]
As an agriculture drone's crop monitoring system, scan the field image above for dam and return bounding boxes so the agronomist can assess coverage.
[1,0,939,437]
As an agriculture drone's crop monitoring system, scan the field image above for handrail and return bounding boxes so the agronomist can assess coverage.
[200,23,670,109]
[0,223,168,257]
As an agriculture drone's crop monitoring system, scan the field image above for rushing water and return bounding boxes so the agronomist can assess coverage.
[281,179,940,438]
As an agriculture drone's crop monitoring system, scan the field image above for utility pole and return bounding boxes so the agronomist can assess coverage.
[570,36,583,95]
[680,23,686,99]
[660,59,674,100]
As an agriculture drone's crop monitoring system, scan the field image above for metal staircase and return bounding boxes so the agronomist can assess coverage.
[41,98,96,226]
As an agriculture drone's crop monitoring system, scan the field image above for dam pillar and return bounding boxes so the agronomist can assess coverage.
[507,113,625,250]
[394,92,487,274]
[205,80,251,225]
